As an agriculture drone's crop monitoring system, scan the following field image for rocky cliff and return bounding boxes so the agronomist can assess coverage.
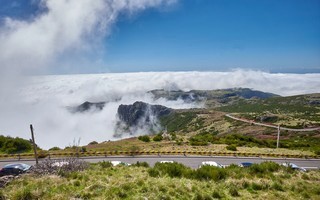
[117,101,173,126]
[115,101,173,136]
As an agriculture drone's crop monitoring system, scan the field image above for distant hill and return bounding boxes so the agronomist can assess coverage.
[149,88,279,108]
[70,88,279,113]
[69,101,106,113]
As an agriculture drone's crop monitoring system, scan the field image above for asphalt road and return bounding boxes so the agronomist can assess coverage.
[1,155,319,169]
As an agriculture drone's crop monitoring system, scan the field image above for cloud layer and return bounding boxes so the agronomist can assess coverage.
[0,70,319,149]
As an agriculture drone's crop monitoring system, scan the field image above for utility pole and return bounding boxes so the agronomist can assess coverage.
[30,124,39,165]
[276,125,280,148]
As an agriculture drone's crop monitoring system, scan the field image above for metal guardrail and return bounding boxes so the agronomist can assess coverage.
[0,151,318,160]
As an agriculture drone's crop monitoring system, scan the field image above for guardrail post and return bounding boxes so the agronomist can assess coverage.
[276,125,280,148]
[30,124,39,165]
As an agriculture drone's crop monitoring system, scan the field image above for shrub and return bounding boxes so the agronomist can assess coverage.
[314,148,320,155]
[80,147,87,152]
[226,145,237,151]
[133,161,149,168]
[49,147,61,151]
[193,166,227,181]
[153,134,163,142]
[151,162,192,178]
[138,135,150,142]
[249,162,280,174]
[0,135,33,154]
[148,168,160,177]
[88,141,98,145]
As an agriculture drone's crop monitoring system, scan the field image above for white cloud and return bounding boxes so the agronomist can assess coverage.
[0,0,177,87]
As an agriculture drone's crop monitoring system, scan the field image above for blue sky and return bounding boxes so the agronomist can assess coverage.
[1,0,320,73]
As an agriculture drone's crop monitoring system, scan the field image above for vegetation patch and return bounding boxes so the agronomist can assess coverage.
[160,112,197,132]
[1,161,319,199]
[138,135,150,142]
[0,135,33,154]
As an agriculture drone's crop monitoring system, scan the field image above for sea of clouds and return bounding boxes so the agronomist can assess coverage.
[0,70,319,149]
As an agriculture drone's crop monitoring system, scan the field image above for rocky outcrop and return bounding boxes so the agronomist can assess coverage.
[70,101,105,113]
[117,101,173,127]
[115,101,173,136]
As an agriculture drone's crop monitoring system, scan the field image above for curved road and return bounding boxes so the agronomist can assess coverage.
[1,155,319,169]
[225,114,320,132]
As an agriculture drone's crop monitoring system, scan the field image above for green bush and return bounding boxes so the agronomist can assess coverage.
[133,161,149,168]
[138,135,150,142]
[226,145,237,151]
[0,135,33,154]
[147,168,160,177]
[88,141,99,145]
[193,166,227,181]
[249,161,280,174]
[153,134,163,142]
[48,147,61,151]
[151,162,192,178]
[314,148,320,155]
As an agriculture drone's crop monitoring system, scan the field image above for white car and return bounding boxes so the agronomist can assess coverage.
[282,162,307,172]
[110,161,131,166]
[159,161,174,164]
[200,161,224,168]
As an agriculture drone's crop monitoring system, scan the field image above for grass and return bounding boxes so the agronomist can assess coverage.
[160,111,197,132]
[1,162,320,199]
